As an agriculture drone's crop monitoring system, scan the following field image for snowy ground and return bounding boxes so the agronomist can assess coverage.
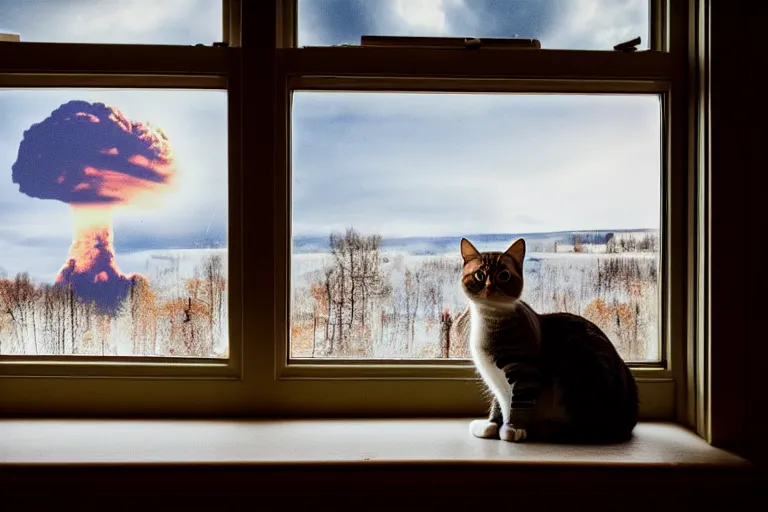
[2,240,660,363]
[290,248,660,362]
[0,248,228,358]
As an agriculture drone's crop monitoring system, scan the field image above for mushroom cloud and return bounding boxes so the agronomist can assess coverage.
[11,100,177,314]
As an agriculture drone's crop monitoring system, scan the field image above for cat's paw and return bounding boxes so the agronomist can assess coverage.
[469,419,500,439]
[500,424,528,443]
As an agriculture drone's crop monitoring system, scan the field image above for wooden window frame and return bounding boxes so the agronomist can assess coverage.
[0,1,251,417]
[0,1,709,427]
[268,0,695,421]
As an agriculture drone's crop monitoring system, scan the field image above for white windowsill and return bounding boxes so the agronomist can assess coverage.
[0,419,750,467]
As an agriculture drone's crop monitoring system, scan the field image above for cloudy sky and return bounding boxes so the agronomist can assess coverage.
[293,0,658,238]
[0,0,655,282]
[293,91,659,238]
[299,0,648,49]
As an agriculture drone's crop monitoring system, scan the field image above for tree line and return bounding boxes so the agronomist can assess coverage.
[292,228,659,361]
[0,254,226,357]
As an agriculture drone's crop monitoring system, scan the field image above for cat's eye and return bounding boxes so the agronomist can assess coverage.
[497,270,512,283]
[473,270,486,282]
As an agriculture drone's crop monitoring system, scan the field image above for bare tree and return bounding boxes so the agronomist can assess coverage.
[0,273,37,353]
[314,228,390,356]
[573,234,584,253]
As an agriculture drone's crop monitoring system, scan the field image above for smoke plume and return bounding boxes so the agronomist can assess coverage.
[12,100,176,314]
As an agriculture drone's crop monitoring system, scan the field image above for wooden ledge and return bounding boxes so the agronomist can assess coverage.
[0,420,761,509]
[0,419,750,467]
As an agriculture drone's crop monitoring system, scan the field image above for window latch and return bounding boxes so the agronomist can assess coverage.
[464,37,483,49]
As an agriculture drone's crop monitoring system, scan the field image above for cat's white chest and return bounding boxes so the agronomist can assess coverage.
[468,304,513,424]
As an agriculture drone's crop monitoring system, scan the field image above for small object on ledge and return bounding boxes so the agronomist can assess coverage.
[464,37,482,49]
[0,32,21,42]
[614,36,641,52]
[361,35,541,50]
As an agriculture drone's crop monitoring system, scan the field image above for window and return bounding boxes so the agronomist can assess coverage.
[0,88,228,359]
[273,0,692,419]
[0,0,223,45]
[0,1,245,414]
[2,1,698,421]
[291,92,661,363]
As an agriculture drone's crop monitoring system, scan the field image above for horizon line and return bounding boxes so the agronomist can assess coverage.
[293,227,660,240]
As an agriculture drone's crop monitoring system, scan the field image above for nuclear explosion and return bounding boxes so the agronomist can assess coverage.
[12,100,176,314]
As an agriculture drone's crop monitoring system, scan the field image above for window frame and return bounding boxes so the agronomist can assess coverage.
[0,0,703,424]
[0,1,258,416]
[269,0,694,421]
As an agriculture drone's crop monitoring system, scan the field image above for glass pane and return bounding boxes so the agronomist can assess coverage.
[298,0,649,51]
[0,0,222,45]
[291,92,660,361]
[0,88,228,358]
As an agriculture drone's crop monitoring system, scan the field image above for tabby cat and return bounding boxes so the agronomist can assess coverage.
[454,237,639,443]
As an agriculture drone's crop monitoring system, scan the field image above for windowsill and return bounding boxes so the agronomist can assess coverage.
[0,419,749,467]
[0,419,760,506]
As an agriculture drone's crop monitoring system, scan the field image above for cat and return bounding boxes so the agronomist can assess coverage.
[453,237,639,444]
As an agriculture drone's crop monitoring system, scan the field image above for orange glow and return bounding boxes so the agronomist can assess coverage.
[56,206,121,276]
[74,112,100,123]
[105,169,170,204]
[127,153,174,180]
[54,204,143,314]
[100,147,119,155]
[74,161,175,207]
[108,111,131,133]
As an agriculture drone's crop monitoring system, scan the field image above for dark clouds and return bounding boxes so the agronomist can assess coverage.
[299,0,383,45]
[299,0,554,45]
[298,0,645,49]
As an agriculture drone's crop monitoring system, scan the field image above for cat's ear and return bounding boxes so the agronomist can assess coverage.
[504,238,526,266]
[460,238,480,264]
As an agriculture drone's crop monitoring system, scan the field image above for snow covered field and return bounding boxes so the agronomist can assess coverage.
[0,248,228,358]
[1,230,660,363]
[290,232,659,362]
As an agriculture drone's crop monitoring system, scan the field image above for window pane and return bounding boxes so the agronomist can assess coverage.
[291,92,660,361]
[298,0,649,50]
[0,0,222,45]
[0,89,228,358]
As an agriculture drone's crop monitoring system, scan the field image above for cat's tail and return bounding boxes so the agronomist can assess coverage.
[548,421,637,445]
[556,365,639,445]
[601,364,640,443]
